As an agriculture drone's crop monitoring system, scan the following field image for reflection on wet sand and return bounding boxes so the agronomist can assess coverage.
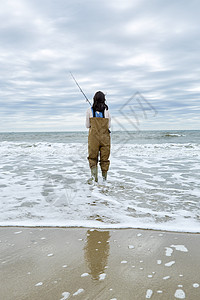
[84,230,110,280]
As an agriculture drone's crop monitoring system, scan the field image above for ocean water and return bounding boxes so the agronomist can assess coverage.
[0,130,199,232]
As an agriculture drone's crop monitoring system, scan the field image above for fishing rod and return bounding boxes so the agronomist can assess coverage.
[69,72,92,106]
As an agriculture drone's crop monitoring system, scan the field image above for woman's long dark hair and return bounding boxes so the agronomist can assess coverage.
[92,91,108,112]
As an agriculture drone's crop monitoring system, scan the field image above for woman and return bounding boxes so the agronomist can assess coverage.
[86,91,111,182]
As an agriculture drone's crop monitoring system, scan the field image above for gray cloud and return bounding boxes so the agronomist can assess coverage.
[0,0,200,131]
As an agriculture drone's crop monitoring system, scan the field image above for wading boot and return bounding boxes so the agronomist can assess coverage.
[91,166,98,182]
[102,171,107,181]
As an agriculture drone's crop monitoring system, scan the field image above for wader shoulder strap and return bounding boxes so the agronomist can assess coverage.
[91,107,95,117]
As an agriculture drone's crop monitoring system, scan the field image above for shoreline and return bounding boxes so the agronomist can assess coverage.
[0,224,200,234]
[1,227,200,299]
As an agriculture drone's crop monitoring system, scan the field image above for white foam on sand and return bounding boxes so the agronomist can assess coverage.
[35,282,43,286]
[81,273,89,277]
[157,260,162,265]
[174,289,186,299]
[170,245,188,252]
[99,273,106,280]
[73,289,84,296]
[60,292,70,300]
[1,142,200,233]
[165,247,173,256]
[146,289,153,298]
[163,276,170,280]
[165,261,175,267]
[121,260,128,264]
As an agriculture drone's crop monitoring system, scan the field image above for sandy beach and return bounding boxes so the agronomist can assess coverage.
[0,227,200,300]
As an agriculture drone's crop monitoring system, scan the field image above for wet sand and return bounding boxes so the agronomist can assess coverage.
[0,227,200,300]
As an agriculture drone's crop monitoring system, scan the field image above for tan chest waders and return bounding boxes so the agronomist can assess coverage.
[88,118,110,182]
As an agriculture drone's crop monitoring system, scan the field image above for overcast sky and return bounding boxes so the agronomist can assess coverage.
[0,0,200,132]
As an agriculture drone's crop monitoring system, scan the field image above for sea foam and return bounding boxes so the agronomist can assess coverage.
[0,136,200,233]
